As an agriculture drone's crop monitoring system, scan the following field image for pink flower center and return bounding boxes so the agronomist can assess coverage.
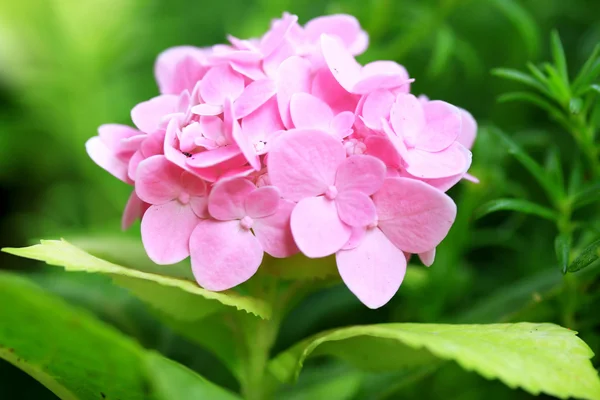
[240,216,254,230]
[367,219,378,229]
[325,185,338,200]
[178,192,190,205]
[254,141,266,152]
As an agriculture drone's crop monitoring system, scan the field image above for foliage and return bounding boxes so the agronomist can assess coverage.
[1,0,600,399]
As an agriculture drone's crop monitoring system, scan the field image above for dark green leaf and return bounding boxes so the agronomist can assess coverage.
[544,147,564,195]
[0,272,147,400]
[550,30,569,85]
[2,240,272,319]
[474,198,558,221]
[497,92,568,128]
[527,62,550,86]
[488,0,539,57]
[555,233,572,274]
[571,181,600,210]
[491,128,563,202]
[573,44,600,95]
[269,323,600,400]
[568,239,600,273]
[427,25,455,78]
[491,68,548,94]
[145,352,242,400]
[277,364,362,400]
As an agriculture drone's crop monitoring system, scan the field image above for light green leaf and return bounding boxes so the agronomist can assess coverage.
[2,239,271,319]
[145,352,242,400]
[0,272,147,400]
[262,253,338,280]
[474,198,558,221]
[568,239,600,273]
[491,68,548,94]
[555,233,572,274]
[427,25,455,78]
[270,323,600,400]
[550,30,569,85]
[573,44,600,95]
[569,98,583,114]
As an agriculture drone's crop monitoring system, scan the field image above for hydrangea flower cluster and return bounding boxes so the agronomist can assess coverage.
[86,13,477,308]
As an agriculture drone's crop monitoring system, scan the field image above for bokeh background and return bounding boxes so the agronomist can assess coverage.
[1,0,599,398]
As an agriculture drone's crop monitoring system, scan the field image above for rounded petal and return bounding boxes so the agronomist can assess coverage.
[336,227,406,309]
[135,155,183,204]
[186,145,243,168]
[245,186,280,219]
[232,116,261,171]
[419,248,436,267]
[85,136,129,183]
[418,100,461,152]
[208,177,256,220]
[233,79,277,119]
[290,93,333,130]
[252,199,299,258]
[353,61,411,94]
[336,191,377,227]
[260,13,298,56]
[276,56,312,128]
[458,108,477,150]
[268,129,346,201]
[335,155,386,195]
[320,34,361,93]
[305,14,364,53]
[291,196,352,258]
[190,220,263,291]
[200,65,244,105]
[373,177,457,253]
[122,190,148,230]
[330,111,355,138]
[342,227,366,250]
[364,135,402,169]
[131,95,178,133]
[241,97,285,144]
[97,124,143,155]
[361,90,395,130]
[154,46,208,95]
[390,93,425,142]
[311,68,359,114]
[141,202,199,264]
[405,142,472,179]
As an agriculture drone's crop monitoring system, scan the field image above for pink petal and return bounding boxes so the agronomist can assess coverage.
[190,196,209,219]
[458,108,477,150]
[335,155,386,195]
[86,136,130,183]
[180,171,207,197]
[418,100,461,152]
[190,219,263,291]
[252,199,298,258]
[364,135,402,169]
[291,196,352,258]
[290,93,333,130]
[199,65,244,105]
[382,118,410,162]
[267,129,346,201]
[311,68,359,114]
[320,34,362,93]
[419,248,436,267]
[336,227,406,309]
[131,95,178,133]
[353,61,411,94]
[390,93,425,143]
[342,227,366,250]
[208,177,255,220]
[135,155,183,204]
[305,14,363,52]
[97,124,142,154]
[414,173,465,193]
[241,97,285,146]
[406,142,472,179]
[245,186,280,218]
[186,145,242,168]
[232,115,261,171]
[233,79,277,119]
[373,177,457,253]
[154,46,208,95]
[276,56,312,129]
[260,13,298,56]
[141,201,199,264]
[262,39,295,78]
[231,61,267,81]
[330,111,355,138]
[121,190,148,230]
[464,172,479,183]
[336,190,377,227]
[361,90,395,130]
[191,103,224,116]
[200,115,224,141]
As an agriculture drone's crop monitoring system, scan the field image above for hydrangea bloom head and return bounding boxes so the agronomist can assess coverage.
[86,12,477,309]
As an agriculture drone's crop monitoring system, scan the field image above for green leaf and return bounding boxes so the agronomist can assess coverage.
[145,352,242,400]
[0,272,147,400]
[269,323,600,400]
[498,91,567,124]
[491,128,562,202]
[262,253,338,280]
[555,233,572,274]
[544,147,564,193]
[474,198,558,221]
[491,68,548,94]
[573,43,600,95]
[427,25,455,78]
[488,0,539,57]
[277,364,362,400]
[550,30,569,85]
[2,239,272,319]
[568,239,600,273]
[571,181,600,210]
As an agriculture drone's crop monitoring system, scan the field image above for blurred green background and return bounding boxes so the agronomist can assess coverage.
[1,0,599,398]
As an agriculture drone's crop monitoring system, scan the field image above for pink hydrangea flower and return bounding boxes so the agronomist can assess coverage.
[86,12,478,308]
